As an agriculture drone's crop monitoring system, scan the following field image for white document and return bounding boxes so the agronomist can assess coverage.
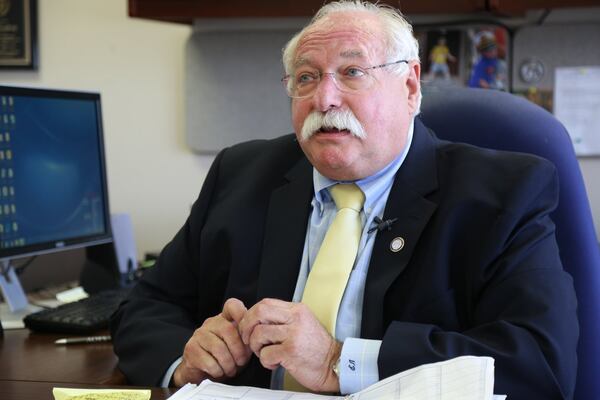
[168,356,506,400]
[554,66,600,156]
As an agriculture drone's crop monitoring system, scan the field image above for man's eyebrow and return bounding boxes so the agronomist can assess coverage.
[294,57,311,68]
[293,50,366,68]
[340,50,365,58]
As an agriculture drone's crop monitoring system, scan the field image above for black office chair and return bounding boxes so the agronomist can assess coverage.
[419,87,600,399]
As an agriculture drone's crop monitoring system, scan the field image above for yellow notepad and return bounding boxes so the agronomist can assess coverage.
[52,387,151,400]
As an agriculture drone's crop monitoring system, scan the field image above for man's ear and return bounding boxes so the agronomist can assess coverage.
[406,62,421,115]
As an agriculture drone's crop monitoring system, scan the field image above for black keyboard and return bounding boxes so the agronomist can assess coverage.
[24,289,129,334]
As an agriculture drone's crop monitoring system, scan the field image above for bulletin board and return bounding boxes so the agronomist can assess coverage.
[554,66,600,156]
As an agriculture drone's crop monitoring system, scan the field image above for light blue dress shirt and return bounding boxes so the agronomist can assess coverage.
[163,121,414,391]
[272,120,414,394]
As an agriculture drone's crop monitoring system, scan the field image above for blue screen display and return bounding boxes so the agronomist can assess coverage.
[0,93,107,250]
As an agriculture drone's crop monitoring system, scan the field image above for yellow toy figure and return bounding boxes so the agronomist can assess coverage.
[428,37,456,80]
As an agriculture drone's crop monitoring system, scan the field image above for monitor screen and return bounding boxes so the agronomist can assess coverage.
[0,86,111,261]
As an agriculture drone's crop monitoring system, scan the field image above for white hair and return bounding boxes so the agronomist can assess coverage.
[282,1,422,112]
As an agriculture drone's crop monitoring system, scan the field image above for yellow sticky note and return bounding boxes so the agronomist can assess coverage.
[52,387,151,400]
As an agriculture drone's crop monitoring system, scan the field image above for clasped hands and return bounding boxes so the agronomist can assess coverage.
[173,298,341,393]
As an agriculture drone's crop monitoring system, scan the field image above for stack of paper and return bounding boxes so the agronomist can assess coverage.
[167,356,506,400]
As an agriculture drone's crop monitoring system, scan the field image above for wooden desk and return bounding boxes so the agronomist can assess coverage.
[0,329,175,399]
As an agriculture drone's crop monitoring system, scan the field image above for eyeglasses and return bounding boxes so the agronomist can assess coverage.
[282,59,408,99]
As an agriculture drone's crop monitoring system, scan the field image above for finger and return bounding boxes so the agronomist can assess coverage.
[196,347,225,378]
[248,323,288,355]
[222,298,247,325]
[183,336,225,379]
[259,298,296,308]
[217,320,253,367]
[201,329,239,377]
[258,343,285,370]
[239,300,294,344]
[173,359,206,386]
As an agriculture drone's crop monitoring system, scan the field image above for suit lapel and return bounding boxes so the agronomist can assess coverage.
[362,119,439,338]
[257,157,313,302]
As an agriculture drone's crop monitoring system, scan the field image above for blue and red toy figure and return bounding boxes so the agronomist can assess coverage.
[468,35,500,89]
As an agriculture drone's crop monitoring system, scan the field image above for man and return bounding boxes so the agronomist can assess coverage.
[111,1,578,398]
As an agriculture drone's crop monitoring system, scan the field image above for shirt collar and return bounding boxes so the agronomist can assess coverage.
[312,118,415,211]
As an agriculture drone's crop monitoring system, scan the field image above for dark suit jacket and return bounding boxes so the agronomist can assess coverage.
[111,119,578,399]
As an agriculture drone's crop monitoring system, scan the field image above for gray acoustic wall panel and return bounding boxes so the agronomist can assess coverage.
[513,24,600,91]
[185,27,300,153]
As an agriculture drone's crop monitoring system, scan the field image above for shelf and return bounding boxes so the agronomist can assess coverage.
[128,0,488,24]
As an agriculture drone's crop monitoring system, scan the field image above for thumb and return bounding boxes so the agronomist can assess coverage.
[222,297,247,325]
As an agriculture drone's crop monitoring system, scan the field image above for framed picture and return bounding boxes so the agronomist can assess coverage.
[465,26,509,91]
[0,0,38,69]
[422,30,462,82]
[416,24,511,92]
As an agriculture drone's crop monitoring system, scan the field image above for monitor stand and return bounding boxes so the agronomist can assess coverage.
[0,259,41,329]
[0,259,28,311]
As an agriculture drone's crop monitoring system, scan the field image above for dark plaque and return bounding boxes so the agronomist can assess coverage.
[0,0,37,69]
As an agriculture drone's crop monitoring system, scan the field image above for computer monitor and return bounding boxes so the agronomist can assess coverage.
[0,86,112,313]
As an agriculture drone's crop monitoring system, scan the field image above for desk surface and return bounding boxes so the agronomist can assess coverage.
[0,329,175,399]
[0,329,121,384]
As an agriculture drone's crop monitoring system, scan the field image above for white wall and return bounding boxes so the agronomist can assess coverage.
[1,0,215,257]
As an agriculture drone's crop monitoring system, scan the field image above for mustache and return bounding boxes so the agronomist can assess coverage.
[300,109,367,141]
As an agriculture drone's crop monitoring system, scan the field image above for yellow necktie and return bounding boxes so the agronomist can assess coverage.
[284,183,365,391]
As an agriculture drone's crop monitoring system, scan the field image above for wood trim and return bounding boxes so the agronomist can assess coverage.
[488,0,600,16]
[128,0,487,24]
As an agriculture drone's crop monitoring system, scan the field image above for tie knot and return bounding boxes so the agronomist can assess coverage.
[330,183,365,212]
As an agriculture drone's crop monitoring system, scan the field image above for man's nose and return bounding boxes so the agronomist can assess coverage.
[312,73,343,112]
